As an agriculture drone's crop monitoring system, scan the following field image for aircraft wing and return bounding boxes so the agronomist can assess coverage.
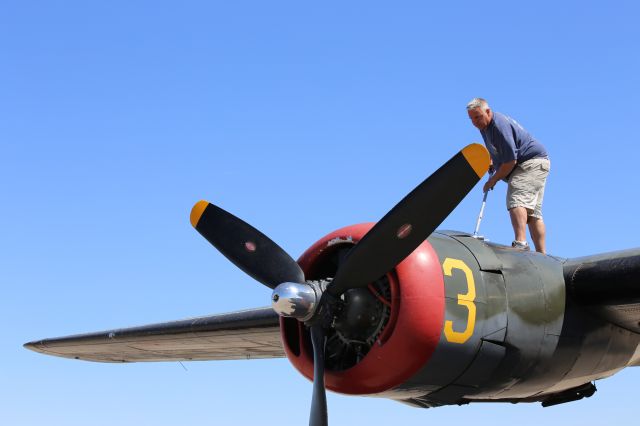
[565,248,640,333]
[24,307,285,362]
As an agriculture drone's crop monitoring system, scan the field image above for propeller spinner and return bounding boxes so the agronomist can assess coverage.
[190,143,489,426]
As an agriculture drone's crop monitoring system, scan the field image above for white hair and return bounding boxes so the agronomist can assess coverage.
[466,98,489,111]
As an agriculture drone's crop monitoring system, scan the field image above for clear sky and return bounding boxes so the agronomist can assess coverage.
[3,1,640,425]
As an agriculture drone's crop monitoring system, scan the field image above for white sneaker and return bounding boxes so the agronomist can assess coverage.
[511,240,530,251]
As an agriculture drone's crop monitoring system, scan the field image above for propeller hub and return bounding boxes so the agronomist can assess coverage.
[271,282,319,321]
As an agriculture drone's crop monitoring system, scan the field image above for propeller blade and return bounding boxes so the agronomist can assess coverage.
[309,325,328,426]
[190,201,305,289]
[328,143,489,296]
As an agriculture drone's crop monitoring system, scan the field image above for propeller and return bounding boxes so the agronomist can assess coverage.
[309,325,328,426]
[190,201,305,288]
[190,143,489,426]
[328,143,488,295]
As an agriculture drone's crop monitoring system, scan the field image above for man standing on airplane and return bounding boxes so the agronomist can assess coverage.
[466,98,550,254]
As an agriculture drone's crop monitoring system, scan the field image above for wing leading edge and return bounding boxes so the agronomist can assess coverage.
[24,307,285,362]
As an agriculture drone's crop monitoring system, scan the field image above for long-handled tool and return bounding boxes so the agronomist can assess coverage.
[472,175,492,239]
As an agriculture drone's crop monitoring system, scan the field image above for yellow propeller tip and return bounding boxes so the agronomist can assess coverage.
[462,143,490,179]
[190,200,209,228]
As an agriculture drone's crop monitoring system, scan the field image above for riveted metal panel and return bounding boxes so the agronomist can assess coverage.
[387,234,485,398]
[391,233,510,400]
[437,231,502,271]
[482,271,507,341]
[483,249,566,399]
[456,341,507,387]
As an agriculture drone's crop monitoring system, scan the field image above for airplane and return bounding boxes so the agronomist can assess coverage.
[25,143,640,426]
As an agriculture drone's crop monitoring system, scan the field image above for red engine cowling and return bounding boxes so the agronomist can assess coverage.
[280,223,445,395]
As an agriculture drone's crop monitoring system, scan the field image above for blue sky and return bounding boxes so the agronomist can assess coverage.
[3,1,639,425]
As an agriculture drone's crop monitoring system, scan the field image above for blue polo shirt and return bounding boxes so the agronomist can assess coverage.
[480,112,548,169]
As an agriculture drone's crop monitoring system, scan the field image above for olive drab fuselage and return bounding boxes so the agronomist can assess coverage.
[391,231,640,407]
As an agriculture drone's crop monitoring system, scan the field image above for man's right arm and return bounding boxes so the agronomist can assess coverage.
[484,160,516,193]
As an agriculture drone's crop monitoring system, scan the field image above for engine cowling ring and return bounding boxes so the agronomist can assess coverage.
[280,223,445,395]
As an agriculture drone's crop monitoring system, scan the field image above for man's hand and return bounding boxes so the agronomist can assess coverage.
[483,178,496,193]
[483,160,517,193]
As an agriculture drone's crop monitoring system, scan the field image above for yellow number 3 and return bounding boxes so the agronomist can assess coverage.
[443,258,476,344]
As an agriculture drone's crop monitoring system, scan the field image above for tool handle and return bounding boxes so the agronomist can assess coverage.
[473,173,492,237]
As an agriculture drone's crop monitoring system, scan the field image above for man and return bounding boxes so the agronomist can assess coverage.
[466,98,550,254]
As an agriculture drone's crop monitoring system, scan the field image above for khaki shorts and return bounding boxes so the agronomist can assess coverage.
[506,158,550,219]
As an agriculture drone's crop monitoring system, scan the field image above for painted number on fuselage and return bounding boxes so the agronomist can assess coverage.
[442,258,476,344]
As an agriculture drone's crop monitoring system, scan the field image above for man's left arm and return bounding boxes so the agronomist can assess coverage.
[483,160,516,193]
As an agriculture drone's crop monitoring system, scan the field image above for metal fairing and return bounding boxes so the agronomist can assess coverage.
[396,233,640,408]
[479,246,640,402]
[391,232,509,404]
[470,244,566,399]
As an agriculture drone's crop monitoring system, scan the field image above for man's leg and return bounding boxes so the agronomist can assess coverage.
[528,217,546,254]
[528,159,549,254]
[509,207,528,242]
